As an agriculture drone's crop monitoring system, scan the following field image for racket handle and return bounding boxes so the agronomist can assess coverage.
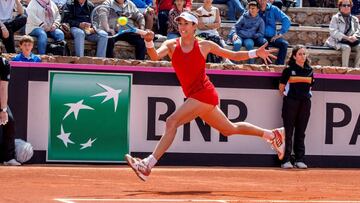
[135,28,147,36]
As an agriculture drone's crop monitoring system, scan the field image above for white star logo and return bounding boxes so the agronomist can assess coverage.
[91,83,122,112]
[63,100,94,120]
[80,138,97,150]
[57,125,75,147]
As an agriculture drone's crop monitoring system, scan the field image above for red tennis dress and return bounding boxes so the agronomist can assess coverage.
[171,38,219,106]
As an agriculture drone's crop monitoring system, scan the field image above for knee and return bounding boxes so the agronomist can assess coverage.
[341,45,351,53]
[279,39,289,49]
[71,28,85,39]
[37,30,48,42]
[165,116,178,131]
[55,29,65,40]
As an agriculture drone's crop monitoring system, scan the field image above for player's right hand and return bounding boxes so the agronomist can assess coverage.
[144,30,154,42]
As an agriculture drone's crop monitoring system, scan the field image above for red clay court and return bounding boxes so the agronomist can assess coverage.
[1,165,360,203]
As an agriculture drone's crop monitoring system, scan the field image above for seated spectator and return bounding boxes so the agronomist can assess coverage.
[228,1,267,64]
[196,0,224,63]
[26,0,65,55]
[103,0,146,60]
[63,0,108,58]
[156,0,192,36]
[167,0,187,39]
[0,0,27,53]
[352,0,360,20]
[212,0,245,20]
[325,0,360,68]
[258,0,290,65]
[131,0,155,30]
[12,35,42,62]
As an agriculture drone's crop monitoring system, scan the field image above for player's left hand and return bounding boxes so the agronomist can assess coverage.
[256,42,277,65]
[0,111,8,126]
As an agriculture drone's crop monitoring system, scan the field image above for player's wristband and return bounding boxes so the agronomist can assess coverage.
[248,49,257,59]
[145,40,154,49]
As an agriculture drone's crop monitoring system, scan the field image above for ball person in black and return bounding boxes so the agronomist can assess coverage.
[279,45,314,169]
[0,56,21,166]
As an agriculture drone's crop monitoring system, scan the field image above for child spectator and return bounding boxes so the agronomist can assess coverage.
[229,1,267,64]
[131,0,155,30]
[167,0,187,39]
[12,35,42,62]
[196,0,224,63]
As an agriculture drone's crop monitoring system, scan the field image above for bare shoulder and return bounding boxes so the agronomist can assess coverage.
[198,39,216,48]
[162,38,177,51]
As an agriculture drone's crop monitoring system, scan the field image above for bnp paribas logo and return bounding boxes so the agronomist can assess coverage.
[47,71,131,162]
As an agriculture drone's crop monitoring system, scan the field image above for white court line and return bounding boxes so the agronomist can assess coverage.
[54,199,229,203]
[54,198,360,203]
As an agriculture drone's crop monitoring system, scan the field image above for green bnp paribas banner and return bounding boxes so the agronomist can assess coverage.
[48,71,131,162]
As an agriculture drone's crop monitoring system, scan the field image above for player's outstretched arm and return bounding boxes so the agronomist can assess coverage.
[207,41,277,65]
[144,30,170,61]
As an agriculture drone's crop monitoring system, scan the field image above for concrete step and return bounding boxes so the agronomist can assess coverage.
[2,35,352,67]
[218,24,329,46]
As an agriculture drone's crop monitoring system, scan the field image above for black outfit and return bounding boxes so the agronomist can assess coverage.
[0,57,16,162]
[0,14,27,53]
[63,0,94,28]
[279,62,314,164]
[106,32,146,59]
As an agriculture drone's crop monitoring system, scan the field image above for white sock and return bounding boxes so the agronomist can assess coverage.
[262,130,274,141]
[144,155,157,169]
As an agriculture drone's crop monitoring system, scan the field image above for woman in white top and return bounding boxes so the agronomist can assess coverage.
[26,0,64,54]
[196,0,224,63]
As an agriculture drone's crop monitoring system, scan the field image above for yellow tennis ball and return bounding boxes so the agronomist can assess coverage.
[117,17,128,26]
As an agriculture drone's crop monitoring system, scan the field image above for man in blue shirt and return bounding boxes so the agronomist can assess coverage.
[258,0,291,65]
[12,35,41,62]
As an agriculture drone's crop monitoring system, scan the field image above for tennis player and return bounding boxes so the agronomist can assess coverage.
[126,11,285,181]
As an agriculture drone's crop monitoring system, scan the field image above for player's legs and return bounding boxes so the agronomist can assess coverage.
[126,98,215,180]
[200,106,285,159]
[152,98,215,160]
[200,106,266,137]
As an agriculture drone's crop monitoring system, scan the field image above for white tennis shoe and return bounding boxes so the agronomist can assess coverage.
[269,127,286,160]
[125,154,151,181]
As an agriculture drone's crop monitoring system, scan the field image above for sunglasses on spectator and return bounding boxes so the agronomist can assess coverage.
[340,4,352,7]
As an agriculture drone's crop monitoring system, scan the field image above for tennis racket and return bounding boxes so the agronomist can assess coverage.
[90,5,147,38]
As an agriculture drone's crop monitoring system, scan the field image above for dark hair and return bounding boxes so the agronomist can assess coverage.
[287,44,310,66]
[248,0,260,9]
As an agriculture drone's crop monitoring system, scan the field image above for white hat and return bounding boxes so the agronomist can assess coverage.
[175,12,198,24]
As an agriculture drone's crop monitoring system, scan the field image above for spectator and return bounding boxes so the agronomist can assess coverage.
[352,0,360,20]
[196,0,224,63]
[12,35,42,62]
[279,45,314,169]
[228,1,267,64]
[257,0,290,65]
[213,0,245,20]
[103,0,146,60]
[325,0,360,68]
[0,56,21,166]
[167,0,187,39]
[131,0,155,30]
[63,0,108,58]
[156,0,192,36]
[26,0,65,55]
[0,0,27,53]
